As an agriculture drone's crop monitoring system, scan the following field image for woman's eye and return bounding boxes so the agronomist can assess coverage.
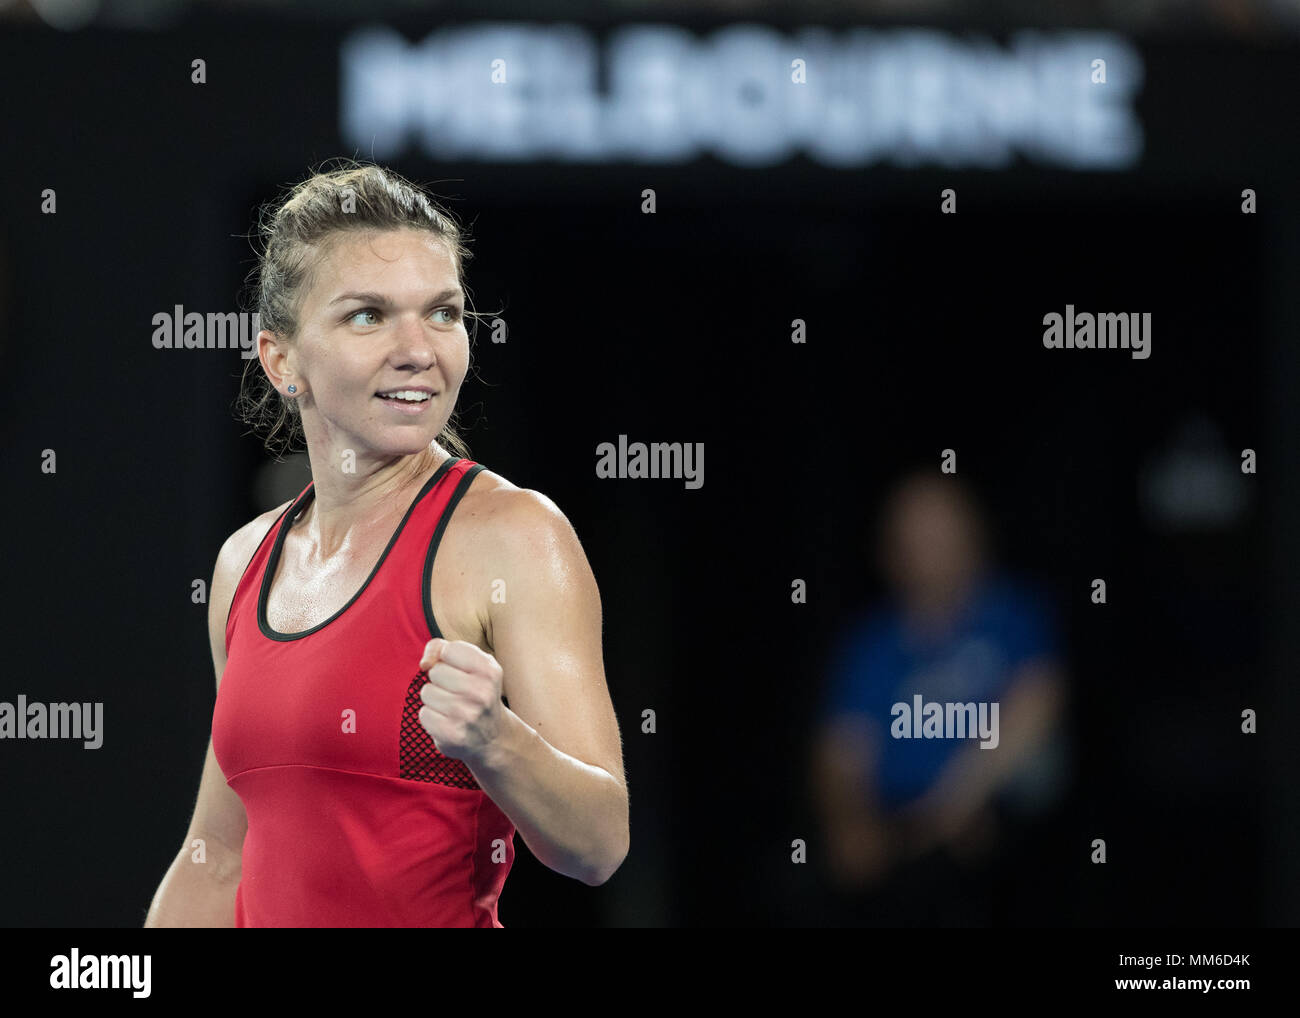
[347,307,460,327]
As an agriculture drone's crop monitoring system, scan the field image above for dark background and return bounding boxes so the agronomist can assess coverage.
[0,3,1296,927]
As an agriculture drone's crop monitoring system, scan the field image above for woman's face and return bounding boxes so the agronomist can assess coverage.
[276,227,469,461]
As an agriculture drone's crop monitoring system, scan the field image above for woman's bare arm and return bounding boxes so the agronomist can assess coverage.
[144,505,288,927]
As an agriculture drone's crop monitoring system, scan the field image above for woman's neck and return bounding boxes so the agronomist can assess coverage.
[295,444,447,554]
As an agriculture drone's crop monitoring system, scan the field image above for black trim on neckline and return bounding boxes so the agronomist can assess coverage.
[423,462,487,640]
[257,457,462,642]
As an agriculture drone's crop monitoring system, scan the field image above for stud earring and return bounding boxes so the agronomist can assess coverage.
[287,384,297,394]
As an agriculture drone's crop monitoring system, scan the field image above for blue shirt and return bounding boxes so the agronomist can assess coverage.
[819,573,1058,811]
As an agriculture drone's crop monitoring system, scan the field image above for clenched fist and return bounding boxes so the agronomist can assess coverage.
[416,638,507,767]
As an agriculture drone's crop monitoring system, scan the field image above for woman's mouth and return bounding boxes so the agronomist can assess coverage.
[375,389,435,414]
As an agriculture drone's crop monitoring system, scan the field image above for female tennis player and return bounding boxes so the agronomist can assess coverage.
[144,161,628,927]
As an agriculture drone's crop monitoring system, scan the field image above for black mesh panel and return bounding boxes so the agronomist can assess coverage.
[399,672,480,789]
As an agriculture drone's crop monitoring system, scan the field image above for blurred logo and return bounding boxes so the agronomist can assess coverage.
[341,24,1143,169]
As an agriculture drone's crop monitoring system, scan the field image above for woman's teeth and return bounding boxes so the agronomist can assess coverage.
[378,390,431,402]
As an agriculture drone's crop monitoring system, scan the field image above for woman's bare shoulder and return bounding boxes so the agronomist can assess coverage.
[457,466,569,535]
[213,499,296,586]
[207,498,299,674]
[451,466,587,581]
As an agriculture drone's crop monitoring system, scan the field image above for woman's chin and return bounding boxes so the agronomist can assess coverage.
[375,436,438,458]
[308,416,445,461]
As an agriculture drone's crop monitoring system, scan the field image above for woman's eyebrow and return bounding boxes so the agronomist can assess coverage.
[329,288,463,307]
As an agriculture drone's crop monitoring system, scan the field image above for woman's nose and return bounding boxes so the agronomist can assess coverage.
[394,315,436,367]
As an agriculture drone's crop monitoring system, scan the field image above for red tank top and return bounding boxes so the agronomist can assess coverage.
[212,456,516,927]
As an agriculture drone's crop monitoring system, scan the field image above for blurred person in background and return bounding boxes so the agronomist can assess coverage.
[810,470,1070,925]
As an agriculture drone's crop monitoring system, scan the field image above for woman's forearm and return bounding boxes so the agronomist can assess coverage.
[467,708,629,886]
[144,846,240,928]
